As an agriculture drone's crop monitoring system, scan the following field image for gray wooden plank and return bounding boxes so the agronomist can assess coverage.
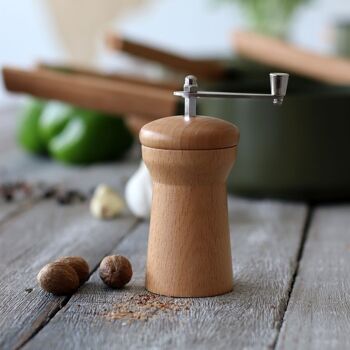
[0,104,146,349]
[0,104,18,153]
[0,142,139,188]
[276,205,350,350]
[0,153,139,222]
[0,201,33,222]
[24,198,308,350]
[0,201,138,350]
[0,153,139,228]
[0,160,139,350]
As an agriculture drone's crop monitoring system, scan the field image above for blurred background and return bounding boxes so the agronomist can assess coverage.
[1,0,350,203]
[1,0,350,103]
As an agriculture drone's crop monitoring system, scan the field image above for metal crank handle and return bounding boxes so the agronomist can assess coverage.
[174,73,289,120]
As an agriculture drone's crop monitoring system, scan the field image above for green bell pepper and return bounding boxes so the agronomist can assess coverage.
[39,101,75,143]
[17,98,47,154]
[17,98,134,164]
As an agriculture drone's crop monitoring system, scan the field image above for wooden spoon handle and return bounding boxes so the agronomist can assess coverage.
[106,33,225,79]
[125,114,156,137]
[233,31,350,85]
[37,62,181,91]
[2,67,178,118]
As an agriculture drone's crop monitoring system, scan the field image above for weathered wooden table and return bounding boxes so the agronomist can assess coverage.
[1,106,349,350]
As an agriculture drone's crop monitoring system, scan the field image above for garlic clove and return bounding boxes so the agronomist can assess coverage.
[125,161,152,219]
[90,184,125,219]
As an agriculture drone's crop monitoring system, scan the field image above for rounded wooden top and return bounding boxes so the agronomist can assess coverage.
[139,115,239,150]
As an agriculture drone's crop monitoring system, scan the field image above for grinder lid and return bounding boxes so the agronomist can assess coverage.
[139,115,239,150]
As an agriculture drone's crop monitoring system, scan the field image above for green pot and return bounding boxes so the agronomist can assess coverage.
[199,76,350,201]
[335,21,350,58]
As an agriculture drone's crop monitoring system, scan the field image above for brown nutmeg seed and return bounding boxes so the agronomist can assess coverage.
[99,255,132,289]
[55,256,90,284]
[37,262,80,295]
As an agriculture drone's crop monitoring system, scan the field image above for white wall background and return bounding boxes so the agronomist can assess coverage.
[0,0,349,103]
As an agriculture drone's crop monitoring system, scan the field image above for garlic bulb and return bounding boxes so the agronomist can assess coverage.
[90,184,125,219]
[125,161,152,219]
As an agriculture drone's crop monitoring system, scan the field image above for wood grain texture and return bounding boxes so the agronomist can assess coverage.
[143,146,236,296]
[0,106,140,349]
[0,201,137,350]
[276,205,350,350]
[141,114,239,296]
[37,62,181,91]
[2,67,177,118]
[106,33,226,79]
[0,200,138,347]
[140,115,239,150]
[23,198,307,350]
[233,31,350,85]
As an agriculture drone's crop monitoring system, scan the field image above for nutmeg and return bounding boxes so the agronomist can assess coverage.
[55,256,89,284]
[99,255,132,289]
[37,262,80,295]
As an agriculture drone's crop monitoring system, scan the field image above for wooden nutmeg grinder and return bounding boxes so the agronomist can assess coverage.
[140,73,289,297]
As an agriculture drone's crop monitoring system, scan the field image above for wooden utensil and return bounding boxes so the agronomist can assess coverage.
[37,62,181,91]
[140,74,288,297]
[141,116,238,298]
[125,114,156,137]
[2,67,178,118]
[106,33,226,79]
[233,31,350,85]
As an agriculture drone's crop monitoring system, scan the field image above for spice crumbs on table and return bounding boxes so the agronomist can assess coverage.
[0,181,88,205]
[104,293,191,322]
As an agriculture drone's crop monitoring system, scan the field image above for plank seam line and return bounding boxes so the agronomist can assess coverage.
[16,218,142,350]
[272,206,314,350]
